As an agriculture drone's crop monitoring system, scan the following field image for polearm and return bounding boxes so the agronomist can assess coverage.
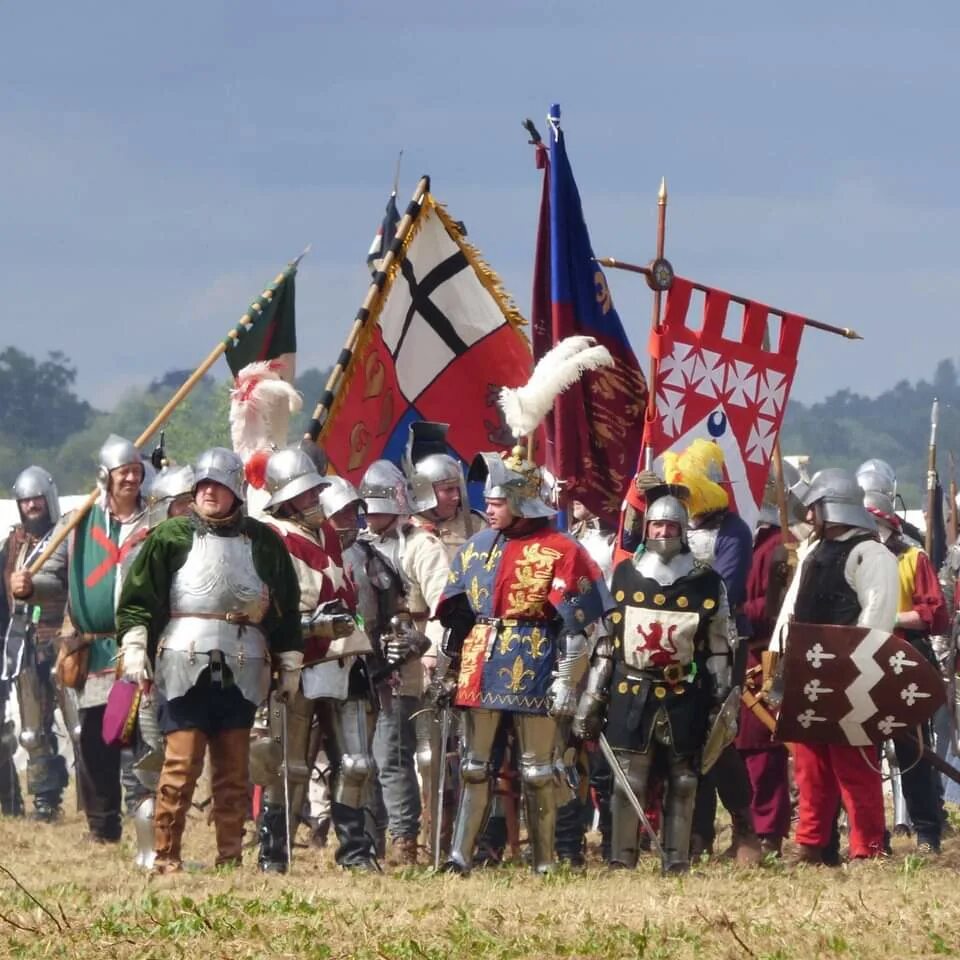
[643,180,668,471]
[594,257,863,341]
[303,176,431,442]
[26,256,304,575]
[948,452,958,544]
[926,398,940,557]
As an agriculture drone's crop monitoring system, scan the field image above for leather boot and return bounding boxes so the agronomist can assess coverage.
[153,728,206,872]
[332,801,379,870]
[391,835,418,866]
[209,727,250,868]
[759,835,783,857]
[788,843,824,866]
[721,807,762,866]
[555,798,586,867]
[258,804,288,873]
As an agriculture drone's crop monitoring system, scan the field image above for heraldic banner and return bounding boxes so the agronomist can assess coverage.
[774,622,945,746]
[322,196,533,484]
[644,277,805,530]
[531,105,647,529]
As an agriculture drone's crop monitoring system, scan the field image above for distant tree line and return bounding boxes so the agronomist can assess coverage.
[2,346,959,510]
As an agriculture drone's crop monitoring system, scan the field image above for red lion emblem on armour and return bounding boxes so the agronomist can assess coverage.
[635,620,679,666]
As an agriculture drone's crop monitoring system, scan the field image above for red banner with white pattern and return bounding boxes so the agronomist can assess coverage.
[643,277,805,530]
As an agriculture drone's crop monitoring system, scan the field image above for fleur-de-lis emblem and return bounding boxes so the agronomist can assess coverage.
[878,715,907,736]
[888,650,918,676]
[797,708,827,729]
[805,643,836,669]
[803,678,834,703]
[498,655,535,693]
[900,683,931,707]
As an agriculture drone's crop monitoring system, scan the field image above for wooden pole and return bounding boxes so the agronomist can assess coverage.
[642,178,668,471]
[27,262,298,575]
[926,398,939,557]
[304,176,431,442]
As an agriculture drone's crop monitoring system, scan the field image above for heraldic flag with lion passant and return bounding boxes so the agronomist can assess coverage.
[322,188,534,484]
[643,277,806,531]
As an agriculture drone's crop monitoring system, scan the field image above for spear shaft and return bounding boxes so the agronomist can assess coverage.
[643,179,668,471]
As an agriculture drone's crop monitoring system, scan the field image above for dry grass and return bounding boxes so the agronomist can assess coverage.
[1,792,960,959]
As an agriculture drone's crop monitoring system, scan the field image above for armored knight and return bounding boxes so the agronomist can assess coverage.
[771,467,898,863]
[858,461,947,853]
[574,485,736,873]
[15,434,151,843]
[0,466,70,820]
[358,459,447,865]
[116,447,302,872]
[253,448,379,872]
[431,446,613,874]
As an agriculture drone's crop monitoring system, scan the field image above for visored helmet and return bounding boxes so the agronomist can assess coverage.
[468,448,555,519]
[263,447,330,515]
[12,465,60,526]
[359,460,411,515]
[804,468,876,531]
[194,447,245,501]
[856,459,897,499]
[758,460,806,527]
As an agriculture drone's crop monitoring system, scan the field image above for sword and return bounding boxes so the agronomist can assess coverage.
[597,733,665,861]
[280,700,293,872]
[432,706,452,870]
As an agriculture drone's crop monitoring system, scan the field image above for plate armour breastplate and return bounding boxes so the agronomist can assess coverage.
[155,530,271,704]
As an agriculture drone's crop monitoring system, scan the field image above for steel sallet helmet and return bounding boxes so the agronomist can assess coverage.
[193,447,246,501]
[643,483,690,559]
[12,465,61,526]
[97,434,143,488]
[263,447,330,515]
[803,467,876,531]
[758,460,806,527]
[318,475,364,521]
[358,460,412,515]
[468,447,556,519]
[856,458,897,500]
[145,464,195,526]
[401,421,467,514]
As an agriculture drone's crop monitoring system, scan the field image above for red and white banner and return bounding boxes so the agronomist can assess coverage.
[644,278,805,530]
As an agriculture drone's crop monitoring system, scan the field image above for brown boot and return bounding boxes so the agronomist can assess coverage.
[788,843,824,866]
[153,728,207,873]
[759,835,783,858]
[391,836,418,866]
[721,808,762,866]
[209,727,251,867]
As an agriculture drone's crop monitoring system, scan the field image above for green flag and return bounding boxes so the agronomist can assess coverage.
[224,261,298,380]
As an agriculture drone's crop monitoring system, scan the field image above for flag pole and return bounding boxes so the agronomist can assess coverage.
[304,176,431,442]
[27,258,302,575]
[642,178,668,470]
[596,257,863,341]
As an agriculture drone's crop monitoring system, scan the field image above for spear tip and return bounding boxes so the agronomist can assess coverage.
[658,176,668,203]
[845,327,863,340]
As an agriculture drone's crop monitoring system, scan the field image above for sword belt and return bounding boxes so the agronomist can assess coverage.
[169,612,259,627]
[79,631,115,642]
[475,616,546,629]
[624,663,695,686]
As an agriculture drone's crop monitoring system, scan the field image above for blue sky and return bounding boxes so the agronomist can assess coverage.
[2,2,959,408]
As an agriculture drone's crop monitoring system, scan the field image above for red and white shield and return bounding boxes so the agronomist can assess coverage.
[774,622,945,746]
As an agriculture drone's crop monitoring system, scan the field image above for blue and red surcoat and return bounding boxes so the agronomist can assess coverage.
[438,525,612,715]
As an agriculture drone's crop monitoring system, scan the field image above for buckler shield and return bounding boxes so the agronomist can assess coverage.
[775,622,945,746]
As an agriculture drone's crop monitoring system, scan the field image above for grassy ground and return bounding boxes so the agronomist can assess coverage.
[1,796,959,960]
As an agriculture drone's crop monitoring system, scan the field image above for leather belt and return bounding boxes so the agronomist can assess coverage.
[631,663,695,685]
[475,616,544,629]
[79,631,114,642]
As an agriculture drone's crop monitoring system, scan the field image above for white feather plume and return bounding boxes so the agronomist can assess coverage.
[229,361,303,460]
[498,336,615,438]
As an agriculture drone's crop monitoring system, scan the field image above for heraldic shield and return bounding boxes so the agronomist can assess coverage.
[774,622,945,747]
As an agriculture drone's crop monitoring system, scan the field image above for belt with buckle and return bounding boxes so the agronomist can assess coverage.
[475,616,544,629]
[639,663,693,685]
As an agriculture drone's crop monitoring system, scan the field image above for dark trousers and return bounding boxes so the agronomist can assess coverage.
[77,705,122,841]
[894,729,942,848]
[692,743,753,847]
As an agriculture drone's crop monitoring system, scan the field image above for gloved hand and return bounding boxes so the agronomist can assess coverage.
[571,691,606,741]
[634,470,662,493]
[275,650,304,702]
[120,626,151,685]
[545,676,578,720]
[425,672,458,711]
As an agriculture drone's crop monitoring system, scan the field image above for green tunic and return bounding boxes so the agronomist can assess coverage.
[116,512,302,662]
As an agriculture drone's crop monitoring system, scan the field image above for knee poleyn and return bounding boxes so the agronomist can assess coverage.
[461,759,490,785]
[520,762,556,789]
[340,753,373,787]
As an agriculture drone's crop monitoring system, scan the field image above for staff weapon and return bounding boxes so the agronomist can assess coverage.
[303,177,431,442]
[594,257,863,341]
[280,700,293,872]
[641,181,669,471]
[24,254,307,577]
[948,452,958,545]
[926,398,940,557]
[431,706,452,870]
[597,733,665,860]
